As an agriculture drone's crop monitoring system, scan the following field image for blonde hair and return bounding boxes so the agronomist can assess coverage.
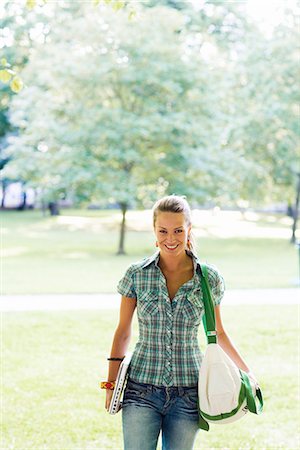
[152,195,197,254]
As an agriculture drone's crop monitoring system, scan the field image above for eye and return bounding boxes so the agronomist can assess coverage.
[175,229,183,233]
[159,230,167,234]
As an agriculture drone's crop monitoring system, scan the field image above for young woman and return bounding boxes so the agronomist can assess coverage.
[103,195,258,450]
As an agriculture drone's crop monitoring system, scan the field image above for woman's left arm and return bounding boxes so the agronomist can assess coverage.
[215,305,258,382]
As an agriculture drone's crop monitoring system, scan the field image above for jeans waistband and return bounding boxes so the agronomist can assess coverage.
[127,377,198,396]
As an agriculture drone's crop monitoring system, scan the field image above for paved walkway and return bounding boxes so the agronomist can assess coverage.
[1,289,299,311]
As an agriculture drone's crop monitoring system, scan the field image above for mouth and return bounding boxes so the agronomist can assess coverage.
[165,244,179,251]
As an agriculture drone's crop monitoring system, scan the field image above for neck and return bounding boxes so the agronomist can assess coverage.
[158,250,191,272]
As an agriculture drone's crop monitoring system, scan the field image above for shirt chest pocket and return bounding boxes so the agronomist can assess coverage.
[182,292,203,325]
[137,290,160,321]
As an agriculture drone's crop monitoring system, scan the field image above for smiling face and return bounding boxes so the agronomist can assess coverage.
[154,211,191,257]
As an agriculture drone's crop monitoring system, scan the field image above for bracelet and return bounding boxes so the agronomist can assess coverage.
[100,381,116,390]
[107,357,125,361]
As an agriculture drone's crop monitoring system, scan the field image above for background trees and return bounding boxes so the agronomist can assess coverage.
[1,0,299,251]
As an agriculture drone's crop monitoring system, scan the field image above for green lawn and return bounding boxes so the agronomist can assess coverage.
[2,209,298,294]
[3,305,299,450]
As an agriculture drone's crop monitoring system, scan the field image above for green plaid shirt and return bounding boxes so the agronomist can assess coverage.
[117,250,225,387]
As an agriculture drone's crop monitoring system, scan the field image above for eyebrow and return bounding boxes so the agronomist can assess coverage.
[158,226,183,230]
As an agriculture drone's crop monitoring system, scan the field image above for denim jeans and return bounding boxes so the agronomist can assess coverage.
[122,377,200,450]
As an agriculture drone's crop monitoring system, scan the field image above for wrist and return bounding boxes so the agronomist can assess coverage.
[100,381,116,390]
[107,356,125,361]
[246,370,255,378]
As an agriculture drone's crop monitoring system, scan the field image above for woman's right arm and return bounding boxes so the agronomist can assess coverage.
[105,295,137,411]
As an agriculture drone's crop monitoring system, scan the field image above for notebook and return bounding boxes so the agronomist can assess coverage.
[108,352,132,415]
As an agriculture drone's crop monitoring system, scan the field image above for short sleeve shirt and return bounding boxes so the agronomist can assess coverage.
[117,250,225,387]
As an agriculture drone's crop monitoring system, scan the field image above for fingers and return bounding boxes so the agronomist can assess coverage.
[247,371,259,388]
[105,390,113,411]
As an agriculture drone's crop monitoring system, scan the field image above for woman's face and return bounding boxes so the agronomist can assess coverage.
[154,211,191,257]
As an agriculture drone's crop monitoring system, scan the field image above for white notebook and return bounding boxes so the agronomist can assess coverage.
[108,352,132,415]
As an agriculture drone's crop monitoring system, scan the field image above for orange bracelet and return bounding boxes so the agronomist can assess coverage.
[100,381,116,390]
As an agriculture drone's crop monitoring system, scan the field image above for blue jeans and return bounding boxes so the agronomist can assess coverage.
[122,377,200,450]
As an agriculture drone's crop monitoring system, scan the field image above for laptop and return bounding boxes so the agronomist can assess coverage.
[108,352,132,415]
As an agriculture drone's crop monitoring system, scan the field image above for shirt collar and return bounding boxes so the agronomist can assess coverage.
[141,250,160,268]
[187,250,202,277]
[141,249,202,277]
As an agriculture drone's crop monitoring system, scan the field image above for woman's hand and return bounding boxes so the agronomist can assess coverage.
[105,388,114,411]
[247,371,260,388]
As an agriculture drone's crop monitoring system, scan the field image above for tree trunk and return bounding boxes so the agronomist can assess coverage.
[48,201,60,216]
[1,180,6,208]
[117,202,127,255]
[291,172,300,244]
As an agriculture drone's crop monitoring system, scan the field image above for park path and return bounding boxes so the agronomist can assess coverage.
[0,288,299,311]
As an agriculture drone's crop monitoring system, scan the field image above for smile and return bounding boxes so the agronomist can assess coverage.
[165,244,179,250]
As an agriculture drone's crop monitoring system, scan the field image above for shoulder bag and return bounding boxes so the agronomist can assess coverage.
[198,263,264,431]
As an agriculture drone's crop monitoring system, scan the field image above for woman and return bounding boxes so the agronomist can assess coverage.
[103,195,257,450]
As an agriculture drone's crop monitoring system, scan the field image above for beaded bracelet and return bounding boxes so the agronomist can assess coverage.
[100,381,116,390]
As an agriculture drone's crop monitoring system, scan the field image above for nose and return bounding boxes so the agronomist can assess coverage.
[166,233,175,243]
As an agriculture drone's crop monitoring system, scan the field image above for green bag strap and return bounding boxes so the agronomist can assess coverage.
[255,388,264,414]
[198,405,210,431]
[241,371,264,415]
[200,263,217,344]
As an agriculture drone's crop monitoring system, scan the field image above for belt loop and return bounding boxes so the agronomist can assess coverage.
[178,386,184,396]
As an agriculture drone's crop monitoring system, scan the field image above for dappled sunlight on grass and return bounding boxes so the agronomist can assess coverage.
[194,222,292,239]
[125,209,153,231]
[53,213,124,232]
[3,209,295,239]
[2,209,298,293]
[123,209,296,239]
[2,247,28,257]
[126,209,295,239]
[64,252,91,259]
[191,209,294,239]
[14,214,121,234]
[56,215,105,231]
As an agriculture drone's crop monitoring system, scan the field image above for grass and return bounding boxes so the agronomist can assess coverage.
[1,209,299,294]
[2,305,300,450]
[2,208,299,449]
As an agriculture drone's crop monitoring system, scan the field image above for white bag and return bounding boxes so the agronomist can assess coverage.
[198,264,263,431]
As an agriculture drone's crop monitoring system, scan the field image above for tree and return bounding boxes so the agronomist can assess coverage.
[0,0,51,202]
[291,172,300,243]
[221,12,300,206]
[5,3,224,253]
[4,0,299,250]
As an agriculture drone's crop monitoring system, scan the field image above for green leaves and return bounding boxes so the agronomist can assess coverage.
[3,0,299,211]
[0,58,24,93]
[112,1,126,11]
[93,0,126,10]
[0,69,12,83]
[26,0,37,10]
[9,76,24,93]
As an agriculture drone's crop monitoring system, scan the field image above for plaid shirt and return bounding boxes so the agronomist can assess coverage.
[117,250,225,387]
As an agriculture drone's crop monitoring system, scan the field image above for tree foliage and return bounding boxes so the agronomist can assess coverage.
[2,0,299,250]
[5,3,228,206]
